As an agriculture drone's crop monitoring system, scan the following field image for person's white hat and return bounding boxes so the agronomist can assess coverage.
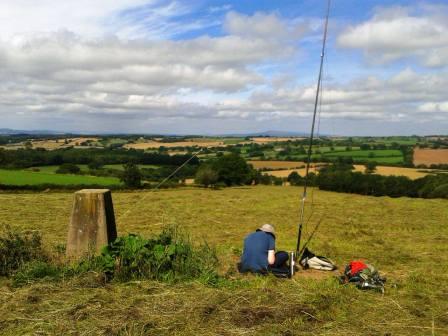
[258,223,275,235]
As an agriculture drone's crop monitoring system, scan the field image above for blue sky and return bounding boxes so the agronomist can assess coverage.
[0,0,447,135]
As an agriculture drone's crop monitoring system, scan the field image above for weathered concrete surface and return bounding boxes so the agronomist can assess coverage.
[66,189,117,258]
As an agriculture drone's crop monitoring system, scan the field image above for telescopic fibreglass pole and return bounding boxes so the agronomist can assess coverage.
[296,0,331,257]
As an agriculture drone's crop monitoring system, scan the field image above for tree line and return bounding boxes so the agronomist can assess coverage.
[0,147,199,168]
[313,164,448,199]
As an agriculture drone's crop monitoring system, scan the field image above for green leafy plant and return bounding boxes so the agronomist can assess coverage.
[97,227,219,283]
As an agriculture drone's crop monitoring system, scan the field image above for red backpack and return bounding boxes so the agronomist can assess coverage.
[349,260,368,276]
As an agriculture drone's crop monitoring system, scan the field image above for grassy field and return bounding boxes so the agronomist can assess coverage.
[0,187,447,335]
[0,169,121,186]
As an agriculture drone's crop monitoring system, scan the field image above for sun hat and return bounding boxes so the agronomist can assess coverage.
[258,224,275,235]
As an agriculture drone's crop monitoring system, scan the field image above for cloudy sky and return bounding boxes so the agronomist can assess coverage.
[0,0,447,135]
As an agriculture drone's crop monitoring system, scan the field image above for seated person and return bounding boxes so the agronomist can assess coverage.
[239,224,289,274]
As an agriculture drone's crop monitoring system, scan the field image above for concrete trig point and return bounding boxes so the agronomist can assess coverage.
[66,189,117,258]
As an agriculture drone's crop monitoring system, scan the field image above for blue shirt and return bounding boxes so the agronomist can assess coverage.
[241,230,275,272]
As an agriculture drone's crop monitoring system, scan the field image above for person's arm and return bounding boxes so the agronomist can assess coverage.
[268,250,275,265]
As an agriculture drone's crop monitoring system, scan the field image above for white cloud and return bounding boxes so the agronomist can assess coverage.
[337,5,448,67]
[0,1,447,134]
[0,9,306,126]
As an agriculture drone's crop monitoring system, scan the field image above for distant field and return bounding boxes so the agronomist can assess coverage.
[414,148,448,165]
[323,149,402,158]
[265,165,434,180]
[250,137,303,144]
[248,160,305,170]
[1,137,99,150]
[265,167,320,178]
[26,164,161,173]
[124,140,225,149]
[0,169,121,186]
[322,149,404,164]
[352,165,430,179]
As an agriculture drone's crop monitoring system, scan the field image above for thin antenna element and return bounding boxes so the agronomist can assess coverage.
[296,0,331,256]
[117,148,203,222]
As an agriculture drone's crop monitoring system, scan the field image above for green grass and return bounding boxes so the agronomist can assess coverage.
[0,169,121,186]
[323,149,403,158]
[26,165,88,173]
[223,138,245,145]
[0,187,447,335]
[103,164,161,170]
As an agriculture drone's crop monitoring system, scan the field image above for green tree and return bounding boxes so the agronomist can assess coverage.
[365,161,377,174]
[120,162,142,188]
[287,171,302,186]
[56,163,81,174]
[88,159,104,170]
[212,153,253,186]
[194,165,219,188]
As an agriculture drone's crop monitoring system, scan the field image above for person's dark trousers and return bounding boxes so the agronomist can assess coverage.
[272,251,289,268]
[267,251,290,277]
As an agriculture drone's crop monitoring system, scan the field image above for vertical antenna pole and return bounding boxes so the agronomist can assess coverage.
[296,0,331,256]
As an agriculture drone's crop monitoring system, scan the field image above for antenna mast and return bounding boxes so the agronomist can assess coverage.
[296,0,331,256]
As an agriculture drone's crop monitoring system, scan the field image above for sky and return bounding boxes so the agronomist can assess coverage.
[0,0,447,135]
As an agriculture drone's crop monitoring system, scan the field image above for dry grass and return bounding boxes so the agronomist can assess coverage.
[265,165,434,180]
[0,187,447,335]
[1,137,99,150]
[124,140,225,150]
[414,148,448,165]
[264,166,321,177]
[248,161,305,170]
[250,137,304,144]
[352,165,431,179]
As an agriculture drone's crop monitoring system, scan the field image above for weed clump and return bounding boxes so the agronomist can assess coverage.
[7,226,219,287]
[97,227,219,283]
[12,260,62,286]
[0,226,47,276]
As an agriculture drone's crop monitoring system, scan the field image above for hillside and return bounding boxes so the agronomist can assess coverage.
[0,187,447,335]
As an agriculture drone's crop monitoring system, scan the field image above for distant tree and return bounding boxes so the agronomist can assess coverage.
[273,177,283,186]
[365,161,377,174]
[0,149,6,165]
[368,152,375,158]
[120,162,142,188]
[360,144,371,150]
[259,174,272,185]
[56,163,81,174]
[194,165,219,188]
[88,159,104,170]
[287,171,302,186]
[24,141,33,150]
[212,153,254,186]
